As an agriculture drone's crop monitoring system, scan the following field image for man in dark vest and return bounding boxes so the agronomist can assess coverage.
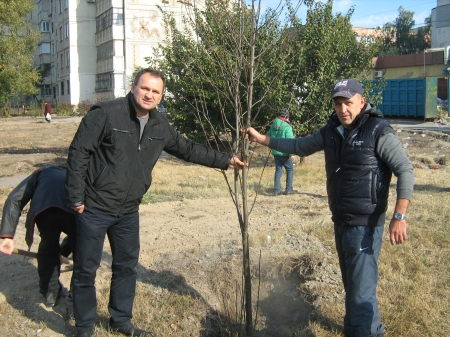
[245,79,414,337]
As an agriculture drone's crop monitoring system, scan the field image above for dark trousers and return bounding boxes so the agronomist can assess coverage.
[72,207,140,333]
[35,208,76,296]
[334,224,385,337]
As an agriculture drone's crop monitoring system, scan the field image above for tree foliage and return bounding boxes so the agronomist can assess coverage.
[284,1,379,135]
[149,0,377,141]
[377,6,431,56]
[0,0,40,103]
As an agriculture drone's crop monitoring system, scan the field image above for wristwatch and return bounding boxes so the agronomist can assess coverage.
[393,212,406,220]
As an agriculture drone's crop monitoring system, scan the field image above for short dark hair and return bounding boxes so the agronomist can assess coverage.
[133,68,166,88]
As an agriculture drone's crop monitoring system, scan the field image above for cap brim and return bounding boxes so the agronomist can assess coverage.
[331,90,357,99]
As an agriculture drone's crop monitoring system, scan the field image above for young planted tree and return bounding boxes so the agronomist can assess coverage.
[0,0,40,103]
[148,0,378,334]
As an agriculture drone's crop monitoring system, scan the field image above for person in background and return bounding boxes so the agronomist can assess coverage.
[0,165,76,307]
[66,68,246,337]
[266,108,296,195]
[44,100,52,123]
[246,79,414,337]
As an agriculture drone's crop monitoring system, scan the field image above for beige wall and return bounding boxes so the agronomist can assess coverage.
[380,64,447,80]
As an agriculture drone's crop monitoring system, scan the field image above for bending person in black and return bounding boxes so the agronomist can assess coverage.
[0,166,76,307]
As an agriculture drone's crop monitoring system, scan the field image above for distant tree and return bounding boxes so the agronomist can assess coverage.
[285,0,379,135]
[377,6,431,56]
[0,0,40,103]
[415,15,432,51]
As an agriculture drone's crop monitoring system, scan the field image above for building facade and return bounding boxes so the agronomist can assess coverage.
[32,0,199,105]
[432,0,450,48]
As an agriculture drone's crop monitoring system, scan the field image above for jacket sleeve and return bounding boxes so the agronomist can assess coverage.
[162,121,232,170]
[66,108,107,207]
[269,127,325,157]
[376,128,414,200]
[0,173,36,238]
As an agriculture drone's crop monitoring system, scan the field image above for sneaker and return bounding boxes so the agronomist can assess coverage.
[44,286,64,307]
[284,189,298,195]
[109,323,147,336]
[272,190,281,196]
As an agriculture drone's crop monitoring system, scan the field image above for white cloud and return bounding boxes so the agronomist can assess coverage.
[333,0,355,14]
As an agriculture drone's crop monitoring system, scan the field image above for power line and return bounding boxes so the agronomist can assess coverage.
[351,1,436,20]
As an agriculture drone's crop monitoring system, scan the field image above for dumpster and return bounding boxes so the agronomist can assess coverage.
[377,78,437,119]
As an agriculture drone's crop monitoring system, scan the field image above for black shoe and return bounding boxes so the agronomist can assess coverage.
[284,189,298,195]
[272,191,281,196]
[109,323,147,336]
[44,288,64,307]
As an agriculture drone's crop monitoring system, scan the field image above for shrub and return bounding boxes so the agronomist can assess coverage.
[77,100,94,116]
[56,101,75,116]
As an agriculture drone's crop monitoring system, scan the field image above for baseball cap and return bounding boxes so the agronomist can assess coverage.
[277,108,289,118]
[331,79,364,99]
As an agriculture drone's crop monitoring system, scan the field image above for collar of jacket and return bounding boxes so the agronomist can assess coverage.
[278,116,290,124]
[127,92,162,123]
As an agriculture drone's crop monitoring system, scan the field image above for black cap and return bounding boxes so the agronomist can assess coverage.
[331,79,364,99]
[277,108,289,118]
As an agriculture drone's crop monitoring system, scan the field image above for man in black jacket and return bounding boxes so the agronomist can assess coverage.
[66,68,245,337]
[0,166,76,307]
[246,79,414,337]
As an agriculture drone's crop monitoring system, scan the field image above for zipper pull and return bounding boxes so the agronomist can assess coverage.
[335,167,340,172]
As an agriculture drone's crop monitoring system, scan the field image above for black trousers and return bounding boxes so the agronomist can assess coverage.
[35,207,76,296]
[72,207,140,333]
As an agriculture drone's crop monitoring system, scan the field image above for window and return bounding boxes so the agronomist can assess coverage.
[51,22,54,33]
[66,51,70,66]
[96,72,113,91]
[65,0,68,9]
[53,86,57,99]
[114,8,123,25]
[65,23,69,38]
[59,27,62,41]
[59,0,62,13]
[39,43,50,54]
[60,53,64,68]
[61,81,64,95]
[97,41,113,61]
[41,84,52,96]
[51,43,55,55]
[67,80,70,95]
[40,21,50,32]
[96,8,123,33]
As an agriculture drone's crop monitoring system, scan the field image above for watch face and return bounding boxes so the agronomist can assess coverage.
[394,213,405,220]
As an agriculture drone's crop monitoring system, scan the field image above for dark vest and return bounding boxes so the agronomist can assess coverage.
[324,113,392,226]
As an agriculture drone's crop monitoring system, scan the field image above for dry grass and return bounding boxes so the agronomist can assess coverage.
[0,119,449,336]
[136,145,450,337]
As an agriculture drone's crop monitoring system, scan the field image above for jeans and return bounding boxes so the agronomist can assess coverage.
[72,207,140,333]
[334,224,385,337]
[274,156,293,193]
[35,208,76,296]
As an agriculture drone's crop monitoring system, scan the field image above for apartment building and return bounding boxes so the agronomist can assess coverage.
[32,0,199,105]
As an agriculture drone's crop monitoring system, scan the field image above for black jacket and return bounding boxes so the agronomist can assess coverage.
[0,166,74,248]
[66,93,232,216]
[322,107,392,226]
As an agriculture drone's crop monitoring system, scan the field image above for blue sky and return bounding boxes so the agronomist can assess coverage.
[257,0,436,28]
